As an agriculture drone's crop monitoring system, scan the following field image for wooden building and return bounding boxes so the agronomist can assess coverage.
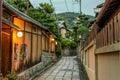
[57,20,68,38]
[1,1,56,76]
[79,0,120,80]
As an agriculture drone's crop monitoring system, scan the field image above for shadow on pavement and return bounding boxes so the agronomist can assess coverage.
[76,58,89,80]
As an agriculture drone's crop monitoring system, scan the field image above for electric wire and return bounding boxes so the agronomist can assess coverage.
[64,0,69,12]
[49,0,54,7]
[49,0,57,19]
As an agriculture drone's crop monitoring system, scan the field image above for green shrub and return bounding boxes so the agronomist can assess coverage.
[61,38,77,49]
[70,40,77,49]
[4,72,17,80]
[55,42,62,58]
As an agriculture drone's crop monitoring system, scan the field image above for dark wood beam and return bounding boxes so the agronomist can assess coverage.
[0,0,3,79]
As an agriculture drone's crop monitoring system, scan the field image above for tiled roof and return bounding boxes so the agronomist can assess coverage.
[3,1,48,30]
[96,0,120,27]
[3,1,58,39]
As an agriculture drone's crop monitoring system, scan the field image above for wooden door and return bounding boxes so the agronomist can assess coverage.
[2,29,11,76]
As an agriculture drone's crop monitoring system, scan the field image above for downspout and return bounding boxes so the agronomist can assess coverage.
[0,0,3,79]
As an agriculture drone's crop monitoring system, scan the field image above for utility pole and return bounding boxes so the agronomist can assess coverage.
[49,0,54,7]
[79,0,82,14]
[0,0,3,79]
[49,0,57,20]
[75,0,82,14]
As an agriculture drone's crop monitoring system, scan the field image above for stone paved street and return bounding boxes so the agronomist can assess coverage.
[33,56,80,80]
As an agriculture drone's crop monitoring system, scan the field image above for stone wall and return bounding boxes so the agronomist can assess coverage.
[62,49,70,56]
[17,51,53,80]
[41,51,53,66]
[62,48,77,56]
[17,62,44,80]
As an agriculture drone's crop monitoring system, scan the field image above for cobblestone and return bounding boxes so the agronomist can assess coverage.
[33,56,80,80]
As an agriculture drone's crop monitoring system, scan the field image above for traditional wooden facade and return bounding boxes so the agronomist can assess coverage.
[1,1,56,76]
[79,0,120,80]
[57,20,68,38]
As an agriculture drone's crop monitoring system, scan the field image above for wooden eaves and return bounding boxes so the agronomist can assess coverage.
[95,0,120,27]
[3,1,47,30]
[3,1,57,38]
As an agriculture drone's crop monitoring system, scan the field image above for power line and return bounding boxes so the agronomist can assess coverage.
[79,0,82,14]
[72,0,82,14]
[49,0,54,7]
[49,0,57,19]
[75,0,82,14]
[64,0,69,12]
[72,0,75,13]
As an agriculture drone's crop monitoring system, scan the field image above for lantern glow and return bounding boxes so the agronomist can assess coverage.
[55,41,58,45]
[52,38,55,41]
[17,31,23,37]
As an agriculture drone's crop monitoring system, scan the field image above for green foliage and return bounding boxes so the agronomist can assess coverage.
[55,42,61,58]
[77,25,89,35]
[6,0,31,14]
[6,0,61,39]
[70,40,77,48]
[61,38,77,49]
[77,14,89,25]
[3,72,17,80]
[27,8,41,21]
[56,12,79,29]
[39,3,54,14]
[70,14,91,42]
[27,3,60,38]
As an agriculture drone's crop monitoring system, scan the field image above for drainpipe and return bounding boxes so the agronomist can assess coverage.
[0,0,3,79]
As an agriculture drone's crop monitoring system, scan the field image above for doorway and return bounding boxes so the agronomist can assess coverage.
[1,24,12,76]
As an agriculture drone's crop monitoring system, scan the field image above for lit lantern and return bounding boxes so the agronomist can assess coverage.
[17,31,23,37]
[55,41,58,45]
[52,38,55,41]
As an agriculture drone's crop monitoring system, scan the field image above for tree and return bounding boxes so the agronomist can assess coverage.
[6,0,32,14]
[39,3,54,14]
[6,0,62,56]
[71,14,90,42]
[56,12,79,29]
[61,38,77,49]
[77,14,90,35]
[27,3,60,38]
[6,0,61,39]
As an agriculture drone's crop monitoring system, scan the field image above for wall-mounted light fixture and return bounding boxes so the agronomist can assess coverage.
[52,38,55,41]
[55,41,58,45]
[17,31,23,37]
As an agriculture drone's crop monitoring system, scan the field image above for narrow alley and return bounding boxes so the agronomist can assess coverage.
[33,57,80,80]
[1,0,120,80]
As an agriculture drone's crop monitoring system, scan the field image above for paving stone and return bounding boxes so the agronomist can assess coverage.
[72,79,80,80]
[55,78,63,80]
[33,56,80,80]
[46,76,55,80]
[51,73,57,76]
[55,77,63,80]
[65,71,72,75]
[63,77,71,80]
[63,75,71,80]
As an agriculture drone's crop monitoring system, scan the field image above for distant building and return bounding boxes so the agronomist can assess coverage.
[57,20,68,38]
[94,3,104,17]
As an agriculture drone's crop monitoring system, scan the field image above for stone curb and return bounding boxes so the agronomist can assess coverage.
[29,62,56,80]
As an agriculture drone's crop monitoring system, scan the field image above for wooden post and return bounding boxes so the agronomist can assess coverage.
[0,0,3,79]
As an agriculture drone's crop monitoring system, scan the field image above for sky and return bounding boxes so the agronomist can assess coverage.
[30,0,105,16]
